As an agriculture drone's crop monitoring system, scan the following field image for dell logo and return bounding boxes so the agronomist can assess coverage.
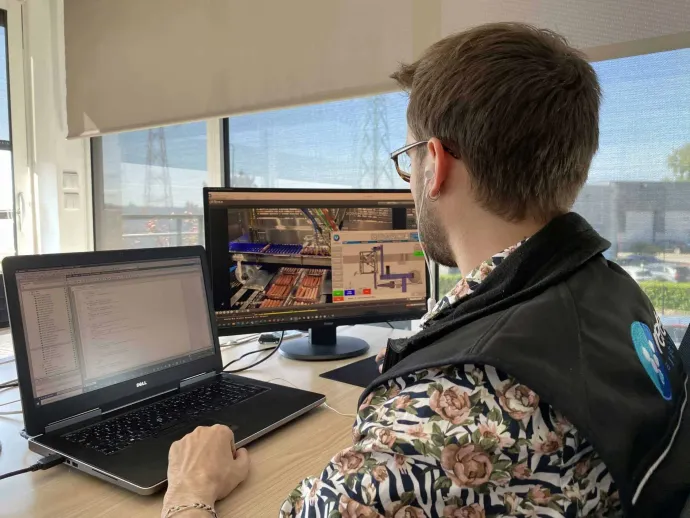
[136,381,147,388]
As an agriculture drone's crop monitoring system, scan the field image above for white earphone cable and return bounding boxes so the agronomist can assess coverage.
[416,173,437,310]
[268,378,357,419]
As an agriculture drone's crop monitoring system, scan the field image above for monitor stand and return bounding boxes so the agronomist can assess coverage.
[279,327,369,361]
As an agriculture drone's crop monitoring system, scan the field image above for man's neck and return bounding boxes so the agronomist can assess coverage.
[449,215,547,276]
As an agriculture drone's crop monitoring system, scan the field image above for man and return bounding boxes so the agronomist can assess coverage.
[161,23,690,518]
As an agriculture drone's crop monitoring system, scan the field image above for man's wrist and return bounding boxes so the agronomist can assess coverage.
[162,508,214,518]
[163,486,216,513]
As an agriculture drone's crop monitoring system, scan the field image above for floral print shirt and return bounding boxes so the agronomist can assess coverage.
[280,242,620,518]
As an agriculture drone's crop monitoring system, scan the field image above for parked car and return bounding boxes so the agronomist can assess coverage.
[647,264,690,283]
[616,254,664,267]
[620,259,689,283]
[621,265,654,282]
[664,241,690,254]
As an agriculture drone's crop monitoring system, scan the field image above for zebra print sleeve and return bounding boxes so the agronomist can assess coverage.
[279,364,620,518]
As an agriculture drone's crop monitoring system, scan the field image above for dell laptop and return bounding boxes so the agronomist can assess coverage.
[2,246,325,494]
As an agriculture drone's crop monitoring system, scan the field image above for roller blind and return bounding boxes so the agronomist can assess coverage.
[64,0,440,138]
[65,0,690,138]
[441,0,690,60]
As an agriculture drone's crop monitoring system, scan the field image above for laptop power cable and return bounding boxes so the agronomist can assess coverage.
[0,453,65,481]
[223,331,285,374]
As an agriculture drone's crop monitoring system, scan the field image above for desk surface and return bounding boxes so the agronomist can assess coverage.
[0,325,410,518]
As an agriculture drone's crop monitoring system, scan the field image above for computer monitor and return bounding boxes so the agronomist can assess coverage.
[203,188,430,360]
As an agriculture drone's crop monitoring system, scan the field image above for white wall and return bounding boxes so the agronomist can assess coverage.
[23,0,92,253]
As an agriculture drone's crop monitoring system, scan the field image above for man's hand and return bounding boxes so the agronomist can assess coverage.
[163,425,250,511]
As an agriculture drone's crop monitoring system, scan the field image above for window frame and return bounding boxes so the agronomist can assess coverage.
[222,117,230,186]
[0,0,32,257]
[0,8,13,260]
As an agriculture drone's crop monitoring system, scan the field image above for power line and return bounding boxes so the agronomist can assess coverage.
[358,96,394,188]
[144,128,173,208]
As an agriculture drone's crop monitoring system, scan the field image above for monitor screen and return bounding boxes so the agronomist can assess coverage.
[15,258,215,406]
[205,190,429,333]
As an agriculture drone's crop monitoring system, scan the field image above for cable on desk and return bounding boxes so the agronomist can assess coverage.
[0,454,64,481]
[268,378,357,419]
[223,331,285,374]
[322,402,357,419]
[223,346,277,370]
[219,334,260,348]
[385,322,395,329]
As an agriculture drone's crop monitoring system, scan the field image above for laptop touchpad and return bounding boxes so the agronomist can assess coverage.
[158,419,237,440]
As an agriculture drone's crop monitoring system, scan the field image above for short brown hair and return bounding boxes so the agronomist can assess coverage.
[392,23,601,221]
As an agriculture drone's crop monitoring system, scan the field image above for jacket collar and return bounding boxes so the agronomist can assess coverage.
[381,212,611,373]
[422,238,528,326]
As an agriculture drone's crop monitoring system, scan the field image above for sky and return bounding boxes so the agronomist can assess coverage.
[591,48,690,183]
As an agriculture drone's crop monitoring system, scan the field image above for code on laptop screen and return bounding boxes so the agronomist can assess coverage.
[15,258,215,405]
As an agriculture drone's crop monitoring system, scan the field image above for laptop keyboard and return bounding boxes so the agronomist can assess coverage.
[63,378,267,456]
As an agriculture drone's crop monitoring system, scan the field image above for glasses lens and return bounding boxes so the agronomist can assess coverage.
[396,152,412,179]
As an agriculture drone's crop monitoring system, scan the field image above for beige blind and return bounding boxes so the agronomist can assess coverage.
[65,0,689,138]
[64,0,441,138]
[441,0,690,60]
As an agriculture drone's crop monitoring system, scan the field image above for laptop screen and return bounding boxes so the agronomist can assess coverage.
[15,257,215,406]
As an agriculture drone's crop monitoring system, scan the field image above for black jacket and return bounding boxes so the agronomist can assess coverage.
[364,213,690,517]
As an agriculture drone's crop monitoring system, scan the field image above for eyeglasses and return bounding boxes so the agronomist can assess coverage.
[390,141,459,182]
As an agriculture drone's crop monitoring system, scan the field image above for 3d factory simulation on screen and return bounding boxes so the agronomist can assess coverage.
[331,230,426,302]
[218,205,426,327]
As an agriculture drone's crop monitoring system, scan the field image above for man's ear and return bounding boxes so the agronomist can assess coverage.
[426,138,450,198]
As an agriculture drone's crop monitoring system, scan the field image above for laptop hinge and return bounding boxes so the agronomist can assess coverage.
[45,408,102,434]
[180,370,216,389]
[102,387,177,417]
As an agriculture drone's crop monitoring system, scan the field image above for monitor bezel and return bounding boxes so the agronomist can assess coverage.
[2,246,222,436]
[203,187,434,336]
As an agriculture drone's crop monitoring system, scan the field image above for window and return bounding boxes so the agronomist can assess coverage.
[92,122,217,250]
[0,10,13,264]
[435,48,690,330]
[90,46,690,333]
[225,93,409,189]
